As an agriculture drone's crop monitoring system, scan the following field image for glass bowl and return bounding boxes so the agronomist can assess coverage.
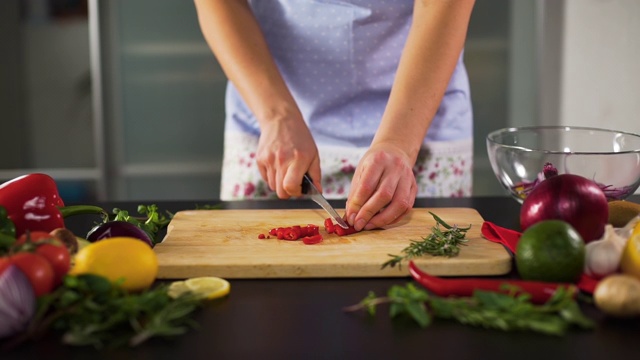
[486,126,640,203]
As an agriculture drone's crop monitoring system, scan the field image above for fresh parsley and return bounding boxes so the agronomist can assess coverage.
[4,274,202,350]
[344,283,595,336]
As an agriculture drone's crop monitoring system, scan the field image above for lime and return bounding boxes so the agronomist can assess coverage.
[516,220,585,283]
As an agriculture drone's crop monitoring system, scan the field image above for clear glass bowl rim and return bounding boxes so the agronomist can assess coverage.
[486,125,640,155]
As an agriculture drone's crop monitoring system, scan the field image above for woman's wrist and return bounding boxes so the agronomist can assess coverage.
[255,99,304,126]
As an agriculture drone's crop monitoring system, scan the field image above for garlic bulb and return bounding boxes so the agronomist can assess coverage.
[584,224,627,279]
[615,215,640,240]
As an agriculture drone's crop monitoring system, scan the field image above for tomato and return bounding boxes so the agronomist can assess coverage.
[0,252,55,296]
[35,243,70,285]
[16,230,53,245]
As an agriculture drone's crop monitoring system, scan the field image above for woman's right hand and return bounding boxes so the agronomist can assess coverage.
[194,0,321,198]
[256,114,322,199]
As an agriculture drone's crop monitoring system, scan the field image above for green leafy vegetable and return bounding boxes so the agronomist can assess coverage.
[0,205,16,253]
[3,274,202,350]
[344,283,595,336]
[107,203,221,245]
[108,205,173,245]
[382,212,470,269]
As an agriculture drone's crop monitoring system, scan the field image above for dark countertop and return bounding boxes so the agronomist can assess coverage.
[3,196,640,359]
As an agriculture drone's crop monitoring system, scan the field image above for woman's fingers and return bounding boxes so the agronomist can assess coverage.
[346,160,384,229]
[364,175,416,230]
[346,145,416,231]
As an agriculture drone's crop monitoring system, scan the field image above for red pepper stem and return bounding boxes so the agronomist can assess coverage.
[407,261,577,305]
[58,205,108,219]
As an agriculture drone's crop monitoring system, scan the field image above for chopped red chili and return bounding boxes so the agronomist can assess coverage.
[283,227,301,240]
[302,234,323,245]
[305,224,319,236]
[261,222,329,243]
[324,218,335,234]
[324,217,358,236]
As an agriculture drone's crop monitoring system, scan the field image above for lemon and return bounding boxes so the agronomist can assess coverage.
[620,222,640,280]
[70,237,158,292]
[168,277,230,300]
[515,220,586,283]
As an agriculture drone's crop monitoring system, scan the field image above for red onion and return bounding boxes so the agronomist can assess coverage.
[520,174,608,243]
[86,221,154,247]
[0,265,36,339]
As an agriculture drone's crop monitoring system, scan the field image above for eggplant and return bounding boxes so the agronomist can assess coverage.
[86,221,154,247]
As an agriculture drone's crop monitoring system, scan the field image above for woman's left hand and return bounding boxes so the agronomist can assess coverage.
[345,143,417,231]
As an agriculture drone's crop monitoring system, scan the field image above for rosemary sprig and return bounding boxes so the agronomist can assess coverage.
[382,212,471,269]
[344,283,595,336]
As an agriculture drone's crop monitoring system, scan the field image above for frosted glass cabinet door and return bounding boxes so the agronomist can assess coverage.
[102,0,226,201]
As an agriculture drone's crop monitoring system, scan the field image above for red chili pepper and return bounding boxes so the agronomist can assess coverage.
[0,174,66,237]
[291,225,302,238]
[305,224,319,236]
[283,227,301,240]
[324,217,358,236]
[258,234,266,239]
[302,234,323,245]
[324,218,335,234]
[408,261,577,305]
[334,224,358,236]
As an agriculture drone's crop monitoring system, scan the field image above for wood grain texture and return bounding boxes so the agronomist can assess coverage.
[153,208,512,279]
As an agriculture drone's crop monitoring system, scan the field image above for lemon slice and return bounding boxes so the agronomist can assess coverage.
[167,280,190,299]
[620,222,640,280]
[168,277,231,300]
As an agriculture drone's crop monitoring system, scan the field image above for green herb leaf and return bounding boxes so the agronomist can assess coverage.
[345,283,595,336]
[13,275,203,349]
[382,212,471,269]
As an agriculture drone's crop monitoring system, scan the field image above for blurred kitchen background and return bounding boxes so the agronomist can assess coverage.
[1,0,639,202]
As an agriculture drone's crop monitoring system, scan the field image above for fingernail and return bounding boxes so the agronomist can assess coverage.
[364,223,376,231]
[348,214,356,226]
[355,219,366,231]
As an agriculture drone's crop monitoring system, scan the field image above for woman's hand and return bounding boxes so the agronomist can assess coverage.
[195,0,322,198]
[345,142,417,231]
[256,115,322,199]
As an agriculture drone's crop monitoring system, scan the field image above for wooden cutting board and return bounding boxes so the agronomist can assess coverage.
[153,208,512,279]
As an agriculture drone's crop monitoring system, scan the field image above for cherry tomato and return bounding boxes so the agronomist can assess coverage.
[16,231,53,245]
[35,243,70,285]
[0,252,55,296]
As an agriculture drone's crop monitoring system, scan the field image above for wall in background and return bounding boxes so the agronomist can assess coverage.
[559,0,640,135]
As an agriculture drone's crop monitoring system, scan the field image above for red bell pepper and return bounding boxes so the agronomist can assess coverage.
[0,173,66,237]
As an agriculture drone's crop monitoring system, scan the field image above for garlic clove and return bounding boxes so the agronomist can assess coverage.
[584,225,626,279]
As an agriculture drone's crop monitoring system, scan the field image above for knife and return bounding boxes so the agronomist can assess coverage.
[301,173,349,229]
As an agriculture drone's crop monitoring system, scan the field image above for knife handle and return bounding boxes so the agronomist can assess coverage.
[301,173,313,195]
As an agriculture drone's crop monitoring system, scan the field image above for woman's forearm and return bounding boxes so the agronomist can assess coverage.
[373,0,475,162]
[193,0,301,125]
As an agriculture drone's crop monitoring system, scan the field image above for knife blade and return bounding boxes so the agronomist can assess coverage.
[301,174,349,229]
